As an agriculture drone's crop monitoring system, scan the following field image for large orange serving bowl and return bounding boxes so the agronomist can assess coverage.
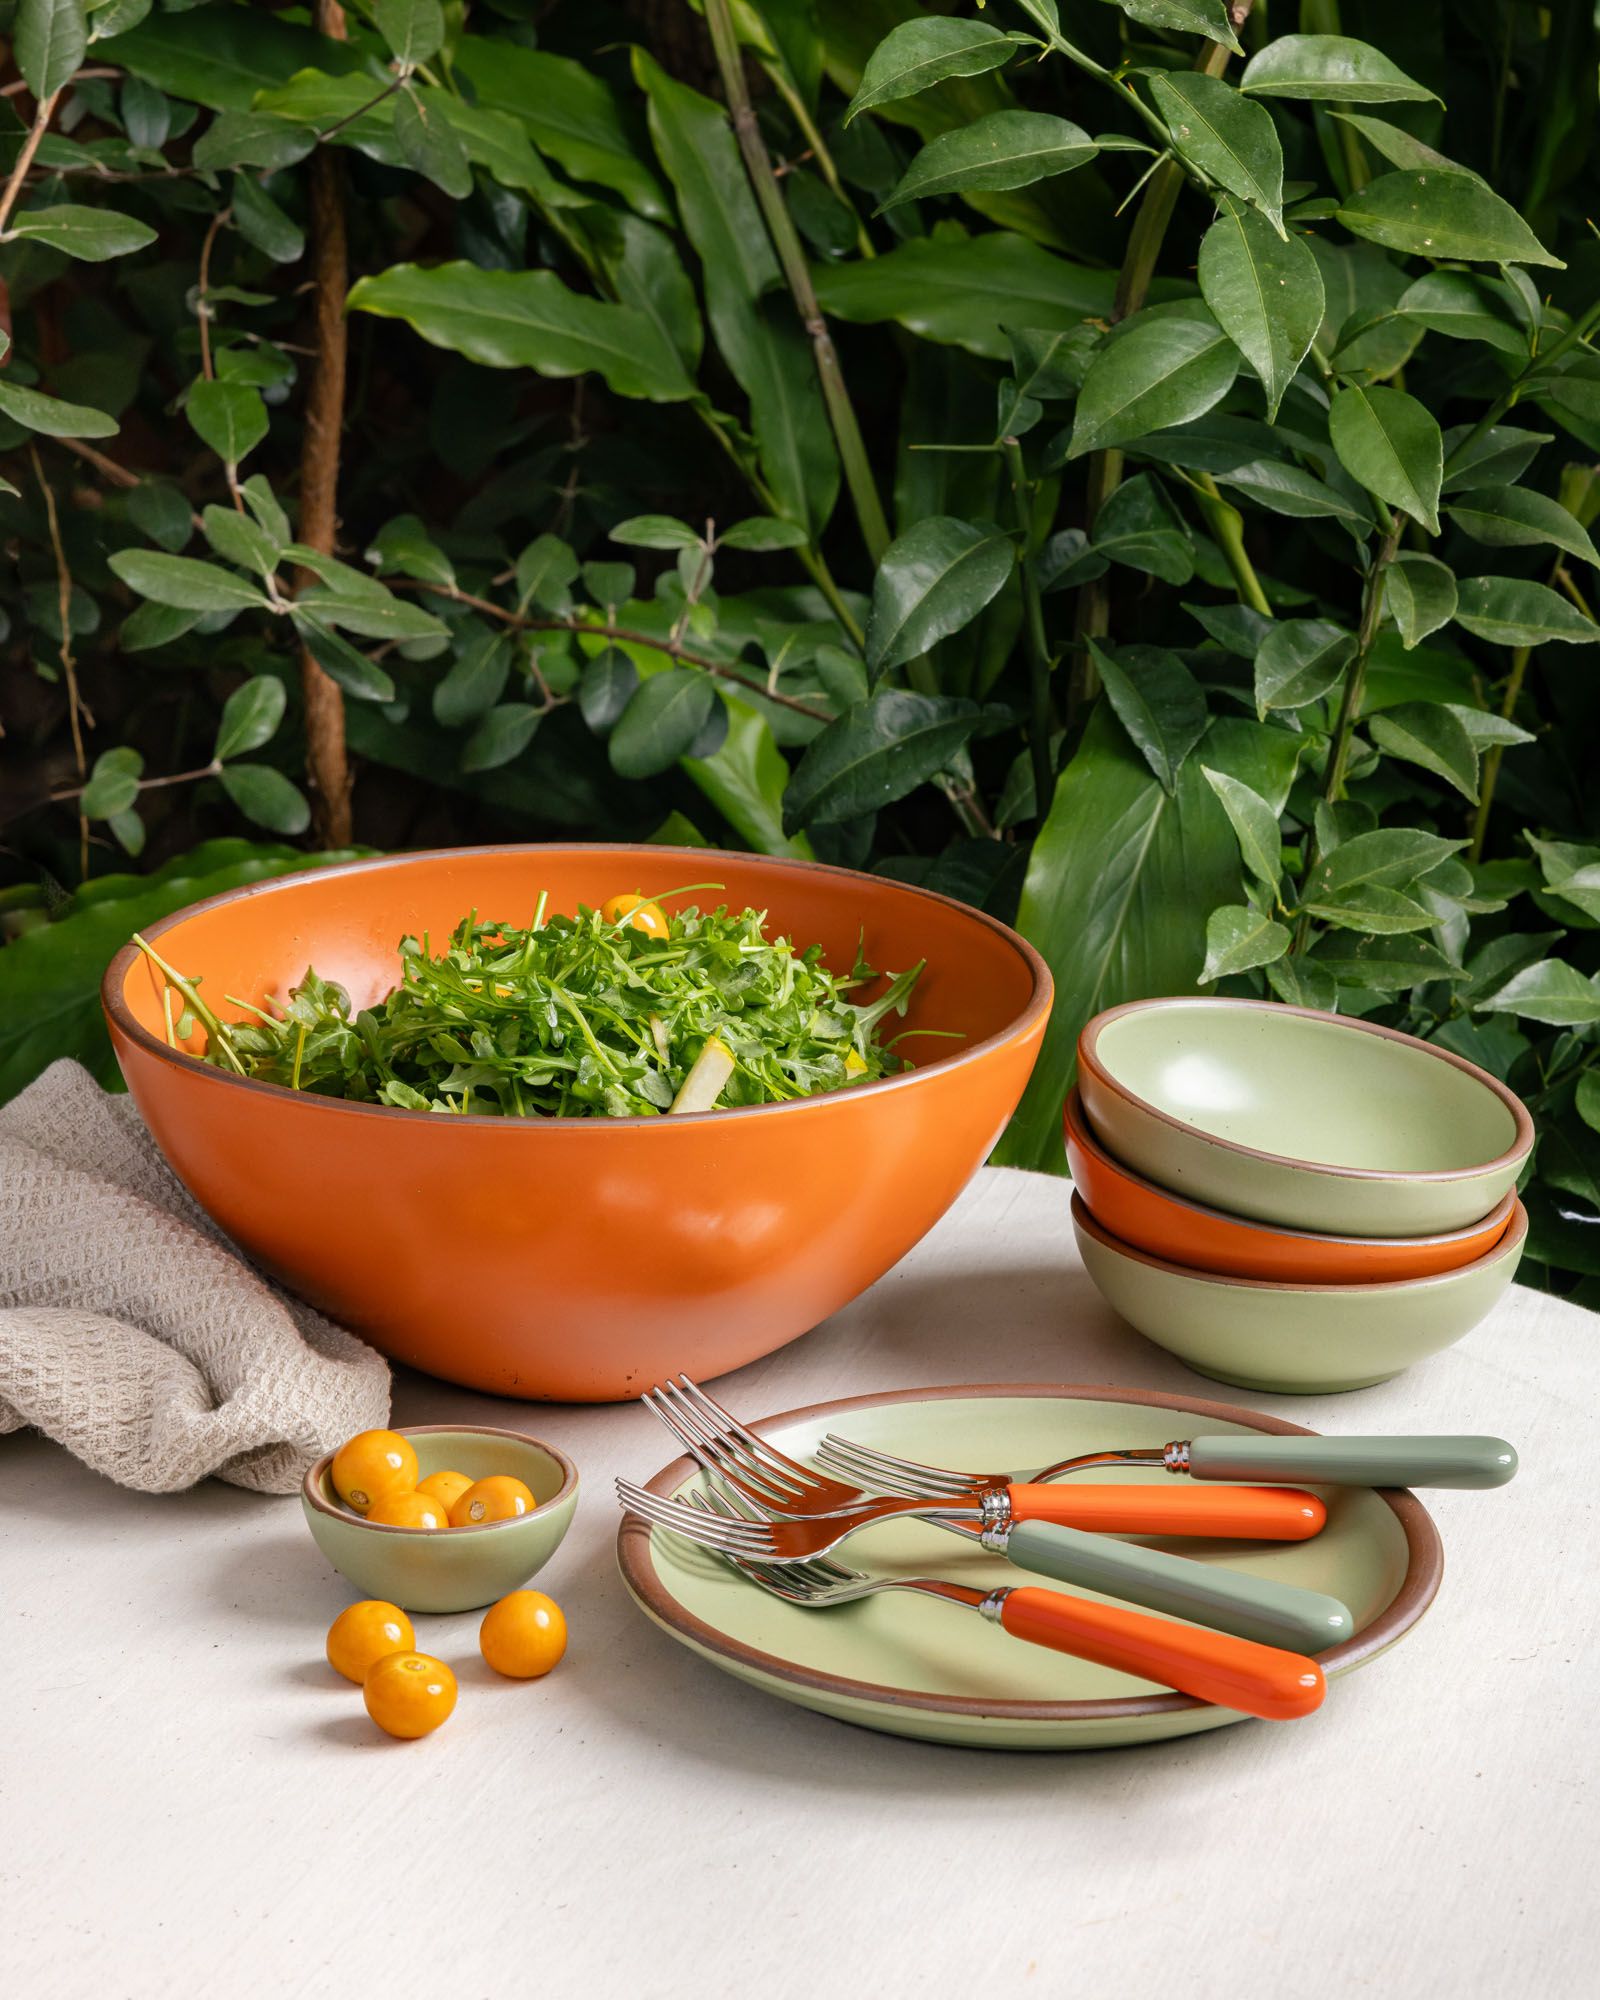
[104,845,1050,1401]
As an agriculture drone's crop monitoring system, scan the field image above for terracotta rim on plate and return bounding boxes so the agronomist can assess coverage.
[616,1382,1443,1723]
[1071,1190,1528,1296]
[1078,997,1535,1188]
[302,1422,579,1536]
[1063,1086,1519,1260]
[102,843,1053,1132]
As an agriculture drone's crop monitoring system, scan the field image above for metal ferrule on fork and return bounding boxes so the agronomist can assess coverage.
[977,1488,1014,1551]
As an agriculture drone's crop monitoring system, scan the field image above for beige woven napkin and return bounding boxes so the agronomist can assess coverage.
[0,1059,389,1494]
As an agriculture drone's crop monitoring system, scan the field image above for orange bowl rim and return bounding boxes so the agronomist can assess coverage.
[1062,1086,1520,1253]
[104,842,1053,1132]
[301,1422,579,1536]
[1070,1188,1529,1297]
[1078,996,1535,1188]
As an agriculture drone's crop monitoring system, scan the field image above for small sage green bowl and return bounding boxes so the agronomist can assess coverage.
[1073,1193,1527,1394]
[301,1423,579,1613]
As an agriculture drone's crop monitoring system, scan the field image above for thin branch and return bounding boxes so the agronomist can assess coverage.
[0,68,118,99]
[52,761,220,805]
[31,447,90,876]
[393,580,832,720]
[0,87,60,236]
[195,205,232,381]
[1003,436,1055,823]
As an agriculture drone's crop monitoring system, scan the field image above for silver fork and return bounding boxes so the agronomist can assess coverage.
[639,1378,1353,1655]
[616,1481,1325,1722]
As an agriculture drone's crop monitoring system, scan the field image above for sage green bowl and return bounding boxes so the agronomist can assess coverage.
[301,1423,578,1613]
[1079,998,1533,1238]
[1072,1193,1527,1394]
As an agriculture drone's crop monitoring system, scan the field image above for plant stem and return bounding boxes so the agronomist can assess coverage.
[1190,472,1274,615]
[0,86,59,236]
[195,204,231,382]
[31,447,90,876]
[295,0,354,847]
[703,0,891,566]
[1468,645,1530,864]
[759,59,874,259]
[1291,515,1403,949]
[1443,292,1600,475]
[1003,437,1056,820]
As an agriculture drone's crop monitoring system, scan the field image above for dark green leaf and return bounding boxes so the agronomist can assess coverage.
[365,514,455,589]
[1200,904,1289,982]
[125,480,192,552]
[1310,931,1464,988]
[200,504,280,577]
[1265,955,1338,1009]
[1197,197,1322,419]
[1302,883,1434,933]
[298,620,398,703]
[296,590,443,644]
[1368,701,1479,800]
[782,691,981,830]
[514,532,580,609]
[1452,577,1600,647]
[1577,1072,1600,1135]
[393,83,473,199]
[214,677,287,762]
[1240,35,1435,104]
[880,112,1097,212]
[1066,311,1238,459]
[1088,641,1207,795]
[1253,619,1354,715]
[80,745,143,820]
[185,379,268,466]
[2,203,156,261]
[461,703,543,774]
[108,549,267,612]
[579,562,635,609]
[375,0,445,68]
[719,516,812,551]
[121,601,200,652]
[1328,384,1442,533]
[1445,488,1599,569]
[1218,459,1373,528]
[865,517,1015,678]
[1202,764,1282,888]
[1441,425,1552,491]
[18,0,88,101]
[347,259,693,405]
[611,514,700,550]
[191,110,315,175]
[0,379,117,439]
[1306,827,1464,900]
[1527,837,1600,922]
[842,17,1020,125]
[1150,72,1282,226]
[609,669,717,780]
[432,628,511,729]
[1384,552,1457,649]
[1006,324,1098,401]
[230,173,304,263]
[1339,172,1563,269]
[1474,960,1600,1027]
[218,764,310,835]
[1397,271,1527,356]
[1110,0,1240,50]
[1090,475,1193,583]
[577,646,639,735]
[1185,600,1272,658]
[1330,111,1475,177]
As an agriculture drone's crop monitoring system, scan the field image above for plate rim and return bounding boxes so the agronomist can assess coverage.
[616,1381,1443,1723]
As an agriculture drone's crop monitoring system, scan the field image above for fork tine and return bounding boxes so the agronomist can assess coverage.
[674,1375,831,1494]
[813,1437,953,1498]
[646,1385,804,1507]
[614,1480,774,1553]
[816,1432,985,1495]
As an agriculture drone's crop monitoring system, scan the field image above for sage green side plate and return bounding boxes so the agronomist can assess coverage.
[617,1385,1440,1751]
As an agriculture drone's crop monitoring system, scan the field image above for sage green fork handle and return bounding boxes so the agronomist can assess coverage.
[1002,1520,1353,1654]
[1186,1435,1519,1490]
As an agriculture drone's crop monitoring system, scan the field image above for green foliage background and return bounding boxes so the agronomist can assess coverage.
[3,0,1600,1297]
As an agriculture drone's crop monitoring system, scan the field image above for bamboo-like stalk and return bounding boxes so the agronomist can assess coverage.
[702,0,891,567]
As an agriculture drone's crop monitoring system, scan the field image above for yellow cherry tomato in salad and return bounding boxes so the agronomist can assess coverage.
[363,1652,457,1739]
[449,1475,537,1526]
[330,1428,418,1515]
[417,1468,473,1513]
[326,1600,416,1685]
[600,893,667,938]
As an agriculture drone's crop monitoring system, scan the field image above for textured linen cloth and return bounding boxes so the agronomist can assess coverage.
[0,1059,389,1493]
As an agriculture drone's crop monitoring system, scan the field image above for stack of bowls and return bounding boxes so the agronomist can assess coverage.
[1067,998,1533,1394]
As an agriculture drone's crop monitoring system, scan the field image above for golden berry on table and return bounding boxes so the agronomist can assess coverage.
[326,1601,415,1685]
[417,1468,473,1512]
[480,1590,568,1679]
[449,1474,536,1526]
[363,1652,457,1739]
[330,1428,418,1515]
[366,1489,451,1531]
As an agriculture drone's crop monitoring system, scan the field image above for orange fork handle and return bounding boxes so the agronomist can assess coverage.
[1006,1482,1326,1541]
[998,1586,1327,1721]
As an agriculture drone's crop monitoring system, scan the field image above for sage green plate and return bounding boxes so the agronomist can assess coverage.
[617,1384,1440,1750]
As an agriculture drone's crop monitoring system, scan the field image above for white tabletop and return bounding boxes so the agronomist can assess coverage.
[4,1166,1593,1996]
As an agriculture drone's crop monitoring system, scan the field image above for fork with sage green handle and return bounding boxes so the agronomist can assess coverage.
[817,1431,1519,1496]
[618,1481,1327,1722]
[643,1380,1353,1655]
